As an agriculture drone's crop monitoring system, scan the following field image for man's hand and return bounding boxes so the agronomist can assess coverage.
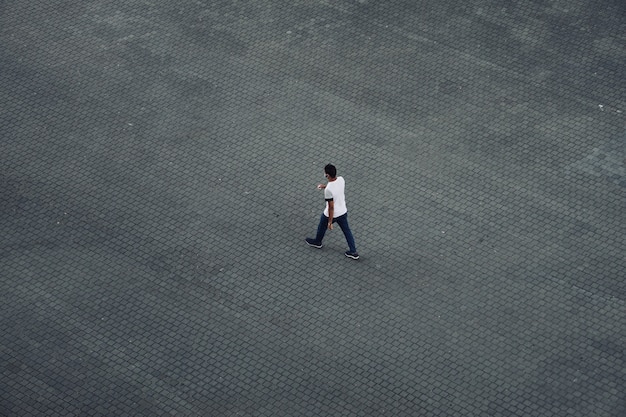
[317,184,326,189]
[327,222,333,230]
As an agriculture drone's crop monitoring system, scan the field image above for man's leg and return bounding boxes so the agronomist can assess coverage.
[335,214,357,254]
[306,214,328,248]
[314,214,329,243]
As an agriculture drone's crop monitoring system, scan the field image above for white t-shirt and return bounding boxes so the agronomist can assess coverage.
[324,176,348,217]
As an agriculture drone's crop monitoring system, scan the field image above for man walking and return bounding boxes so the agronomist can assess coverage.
[306,164,359,259]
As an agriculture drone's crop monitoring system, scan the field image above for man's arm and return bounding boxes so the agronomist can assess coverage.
[327,200,334,230]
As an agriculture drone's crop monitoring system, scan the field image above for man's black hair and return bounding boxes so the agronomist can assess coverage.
[324,164,337,178]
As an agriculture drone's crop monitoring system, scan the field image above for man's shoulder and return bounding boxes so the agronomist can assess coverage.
[327,177,345,194]
[328,178,344,187]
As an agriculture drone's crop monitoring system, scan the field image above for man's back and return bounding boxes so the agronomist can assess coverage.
[324,176,347,217]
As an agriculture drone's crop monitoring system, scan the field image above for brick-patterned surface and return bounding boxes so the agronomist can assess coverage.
[1,1,624,416]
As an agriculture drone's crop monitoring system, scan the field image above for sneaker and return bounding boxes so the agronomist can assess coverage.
[305,238,323,248]
[345,251,360,260]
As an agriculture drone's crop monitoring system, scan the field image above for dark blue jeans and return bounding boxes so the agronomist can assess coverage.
[315,213,357,253]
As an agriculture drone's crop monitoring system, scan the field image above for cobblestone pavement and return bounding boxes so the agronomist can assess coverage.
[1,1,625,416]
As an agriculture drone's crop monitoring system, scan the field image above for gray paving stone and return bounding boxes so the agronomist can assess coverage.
[1,0,625,416]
